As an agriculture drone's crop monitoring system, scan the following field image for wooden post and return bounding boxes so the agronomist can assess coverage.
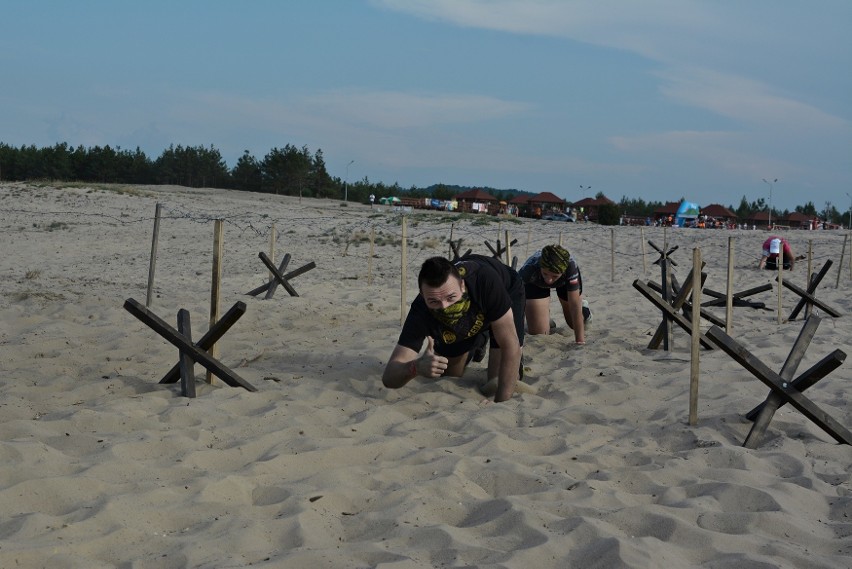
[504,230,512,266]
[725,236,734,334]
[641,227,648,275]
[806,240,813,319]
[207,220,224,384]
[777,251,783,324]
[610,228,615,282]
[689,247,701,425]
[662,258,672,350]
[368,226,375,285]
[177,309,196,398]
[401,217,407,326]
[146,202,162,307]
[448,223,455,259]
[268,223,276,283]
[525,228,531,259]
[837,233,848,288]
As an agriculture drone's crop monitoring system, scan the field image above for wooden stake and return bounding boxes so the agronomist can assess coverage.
[448,223,455,259]
[689,247,701,426]
[368,226,375,285]
[610,228,615,282]
[504,230,512,265]
[641,227,647,275]
[837,233,848,288]
[207,220,224,384]
[806,240,813,319]
[777,250,783,324]
[269,223,276,283]
[525,228,531,259]
[401,217,407,326]
[725,236,734,334]
[146,202,162,307]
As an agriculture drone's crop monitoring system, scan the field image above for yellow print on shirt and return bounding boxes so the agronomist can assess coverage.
[466,311,486,339]
[442,330,457,344]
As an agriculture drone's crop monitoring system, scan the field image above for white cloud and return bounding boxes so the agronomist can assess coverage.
[656,67,848,131]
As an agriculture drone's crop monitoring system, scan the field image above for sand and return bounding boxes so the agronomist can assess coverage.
[1,181,850,568]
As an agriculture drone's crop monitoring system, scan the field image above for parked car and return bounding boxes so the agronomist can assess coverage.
[541,212,575,222]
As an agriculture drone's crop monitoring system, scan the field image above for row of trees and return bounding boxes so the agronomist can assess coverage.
[0,141,847,225]
[0,142,345,198]
[0,141,526,206]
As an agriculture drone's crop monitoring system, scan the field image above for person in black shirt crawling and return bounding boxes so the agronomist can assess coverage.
[382,254,525,403]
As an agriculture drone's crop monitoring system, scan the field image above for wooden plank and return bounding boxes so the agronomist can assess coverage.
[260,252,299,297]
[779,277,841,317]
[746,349,846,420]
[265,253,291,300]
[159,302,247,384]
[633,280,715,349]
[648,266,697,349]
[177,309,196,398]
[705,326,852,445]
[702,283,772,308]
[124,298,257,392]
[743,315,820,448]
[789,260,833,320]
[246,261,316,297]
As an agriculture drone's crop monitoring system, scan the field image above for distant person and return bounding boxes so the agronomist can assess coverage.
[382,255,525,402]
[758,236,795,271]
[518,245,591,346]
[369,194,375,208]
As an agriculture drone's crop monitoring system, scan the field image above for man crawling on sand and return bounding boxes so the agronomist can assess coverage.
[382,255,527,402]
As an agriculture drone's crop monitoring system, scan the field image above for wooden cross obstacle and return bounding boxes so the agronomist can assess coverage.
[246,252,316,298]
[647,269,729,330]
[484,238,517,260]
[706,316,850,448]
[449,239,472,262]
[701,283,772,311]
[124,298,257,396]
[780,260,841,320]
[633,271,715,350]
[649,241,679,267]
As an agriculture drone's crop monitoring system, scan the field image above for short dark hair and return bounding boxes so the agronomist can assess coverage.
[418,256,461,289]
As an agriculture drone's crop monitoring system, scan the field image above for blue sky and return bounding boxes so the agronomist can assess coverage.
[2,1,850,212]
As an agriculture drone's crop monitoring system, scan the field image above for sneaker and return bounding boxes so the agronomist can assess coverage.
[582,299,592,322]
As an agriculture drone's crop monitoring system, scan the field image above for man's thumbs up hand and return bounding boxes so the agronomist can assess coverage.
[415,336,448,378]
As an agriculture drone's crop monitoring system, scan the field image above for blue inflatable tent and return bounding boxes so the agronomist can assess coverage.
[675,200,700,227]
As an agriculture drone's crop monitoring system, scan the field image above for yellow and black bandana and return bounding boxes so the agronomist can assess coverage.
[540,245,571,274]
[430,293,471,328]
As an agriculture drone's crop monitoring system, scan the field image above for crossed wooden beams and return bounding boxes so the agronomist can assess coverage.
[633,266,715,350]
[706,316,850,448]
[649,240,678,267]
[701,284,772,312]
[246,252,316,298]
[779,260,841,320]
[124,298,256,397]
[449,239,472,262]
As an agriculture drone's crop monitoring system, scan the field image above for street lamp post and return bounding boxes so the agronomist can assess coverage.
[345,160,354,202]
[846,192,852,230]
[762,178,777,229]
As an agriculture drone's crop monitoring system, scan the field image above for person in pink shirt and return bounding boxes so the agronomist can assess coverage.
[758,236,795,270]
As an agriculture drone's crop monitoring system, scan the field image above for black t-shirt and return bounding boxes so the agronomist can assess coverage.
[397,255,514,357]
[518,250,581,292]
